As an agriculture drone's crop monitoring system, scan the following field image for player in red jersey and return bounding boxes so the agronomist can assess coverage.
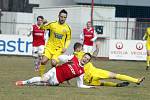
[16,53,94,88]
[80,21,97,53]
[28,16,46,71]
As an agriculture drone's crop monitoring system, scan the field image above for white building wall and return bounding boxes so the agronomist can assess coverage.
[29,0,75,8]
[1,12,16,34]
[1,12,33,35]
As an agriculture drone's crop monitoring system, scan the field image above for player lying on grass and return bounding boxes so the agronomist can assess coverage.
[16,53,95,88]
[73,42,145,87]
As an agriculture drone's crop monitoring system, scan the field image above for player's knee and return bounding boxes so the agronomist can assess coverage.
[38,53,42,57]
[147,52,150,56]
[51,59,57,67]
[109,72,116,78]
[33,53,38,58]
[41,59,47,65]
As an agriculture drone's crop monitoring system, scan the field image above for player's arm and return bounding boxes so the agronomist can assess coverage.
[64,26,72,49]
[28,31,32,37]
[76,74,95,88]
[27,26,33,37]
[80,33,84,41]
[91,30,97,41]
[143,28,148,40]
[62,26,71,53]
[58,55,74,63]
[40,20,51,30]
[143,30,148,40]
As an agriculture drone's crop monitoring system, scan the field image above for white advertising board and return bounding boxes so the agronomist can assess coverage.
[0,35,32,56]
[109,39,146,61]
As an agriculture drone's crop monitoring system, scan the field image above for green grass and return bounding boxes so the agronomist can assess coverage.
[0,56,150,100]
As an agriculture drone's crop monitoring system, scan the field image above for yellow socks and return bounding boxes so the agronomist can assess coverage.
[146,56,150,67]
[101,81,117,87]
[39,65,45,77]
[116,74,138,83]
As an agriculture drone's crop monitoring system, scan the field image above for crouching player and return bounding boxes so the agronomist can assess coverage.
[73,42,145,87]
[16,53,94,88]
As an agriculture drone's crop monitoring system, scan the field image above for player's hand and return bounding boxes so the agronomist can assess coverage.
[27,32,31,37]
[43,19,48,24]
[61,48,67,53]
[80,38,83,41]
[142,38,145,41]
[27,34,30,37]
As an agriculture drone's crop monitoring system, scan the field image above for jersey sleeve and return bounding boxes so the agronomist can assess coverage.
[58,55,74,63]
[143,28,148,40]
[64,25,71,48]
[76,74,95,88]
[40,23,51,30]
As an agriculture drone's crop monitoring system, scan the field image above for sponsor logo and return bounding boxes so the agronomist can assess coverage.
[116,42,123,49]
[35,33,44,36]
[68,64,76,75]
[54,33,63,39]
[136,42,143,50]
[0,37,32,54]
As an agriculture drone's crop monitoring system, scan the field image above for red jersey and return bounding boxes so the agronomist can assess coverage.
[32,24,45,46]
[56,56,84,83]
[83,27,94,46]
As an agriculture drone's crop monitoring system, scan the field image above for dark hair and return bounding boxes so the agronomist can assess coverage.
[84,53,92,61]
[59,9,68,16]
[73,42,83,51]
[37,16,44,21]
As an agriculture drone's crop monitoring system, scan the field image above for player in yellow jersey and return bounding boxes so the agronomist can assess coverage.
[73,42,145,87]
[143,27,150,70]
[39,9,71,76]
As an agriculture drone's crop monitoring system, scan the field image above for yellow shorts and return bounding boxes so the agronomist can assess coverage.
[91,68,110,79]
[43,47,62,62]
[84,68,110,85]
[146,41,150,50]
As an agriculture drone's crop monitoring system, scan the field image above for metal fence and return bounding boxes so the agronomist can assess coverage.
[93,18,150,40]
[0,14,150,41]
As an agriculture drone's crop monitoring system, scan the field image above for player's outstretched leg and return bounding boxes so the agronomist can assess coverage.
[89,80,130,87]
[16,77,42,86]
[115,74,145,85]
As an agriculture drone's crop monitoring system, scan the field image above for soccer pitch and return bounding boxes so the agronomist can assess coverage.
[0,56,150,100]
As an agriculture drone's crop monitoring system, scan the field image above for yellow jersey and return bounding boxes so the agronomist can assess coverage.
[40,21,71,52]
[73,51,96,72]
[144,27,150,42]
[73,51,85,60]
